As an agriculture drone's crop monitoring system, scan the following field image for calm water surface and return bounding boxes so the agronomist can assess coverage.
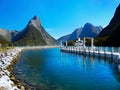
[14,48,120,90]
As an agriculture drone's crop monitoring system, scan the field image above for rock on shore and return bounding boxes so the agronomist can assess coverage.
[0,47,24,90]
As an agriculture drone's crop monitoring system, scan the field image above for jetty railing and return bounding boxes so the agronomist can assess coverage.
[60,46,120,60]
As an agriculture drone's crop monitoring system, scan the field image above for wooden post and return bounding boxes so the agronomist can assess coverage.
[66,41,68,47]
[86,47,88,55]
[85,47,86,55]
[89,47,90,56]
[91,38,94,51]
[111,47,114,59]
[76,48,77,54]
[79,48,80,54]
[105,47,108,52]
[104,47,108,58]
[73,47,75,53]
[118,47,120,55]
[100,47,103,57]
[80,49,81,54]
[60,41,62,47]
[69,47,71,52]
[98,47,100,57]
[100,47,102,52]
[77,47,79,54]
[112,47,114,53]
[93,47,94,56]
[83,38,86,48]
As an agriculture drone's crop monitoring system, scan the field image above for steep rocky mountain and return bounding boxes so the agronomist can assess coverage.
[13,16,57,46]
[58,23,102,42]
[98,4,120,46]
[79,23,102,38]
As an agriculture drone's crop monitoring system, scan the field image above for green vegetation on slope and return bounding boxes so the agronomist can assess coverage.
[13,25,47,46]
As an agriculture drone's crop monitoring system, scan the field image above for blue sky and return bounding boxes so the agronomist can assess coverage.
[0,0,119,39]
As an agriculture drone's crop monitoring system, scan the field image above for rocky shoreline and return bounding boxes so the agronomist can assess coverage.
[0,47,24,90]
[0,46,58,90]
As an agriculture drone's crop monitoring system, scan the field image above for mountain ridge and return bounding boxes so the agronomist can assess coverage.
[0,15,57,46]
[97,4,120,46]
[79,23,102,38]
[58,23,102,42]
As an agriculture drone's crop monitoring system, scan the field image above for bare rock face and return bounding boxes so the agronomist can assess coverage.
[29,16,41,30]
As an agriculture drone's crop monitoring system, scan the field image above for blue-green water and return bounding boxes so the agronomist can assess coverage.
[14,48,120,90]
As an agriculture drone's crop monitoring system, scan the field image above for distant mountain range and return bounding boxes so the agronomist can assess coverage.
[98,4,120,46]
[58,23,103,42]
[0,16,57,46]
[1,4,120,46]
[58,4,120,46]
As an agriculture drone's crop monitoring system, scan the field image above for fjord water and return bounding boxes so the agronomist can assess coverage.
[14,48,120,90]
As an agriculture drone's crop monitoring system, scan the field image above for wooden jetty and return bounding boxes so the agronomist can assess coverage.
[60,38,120,60]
